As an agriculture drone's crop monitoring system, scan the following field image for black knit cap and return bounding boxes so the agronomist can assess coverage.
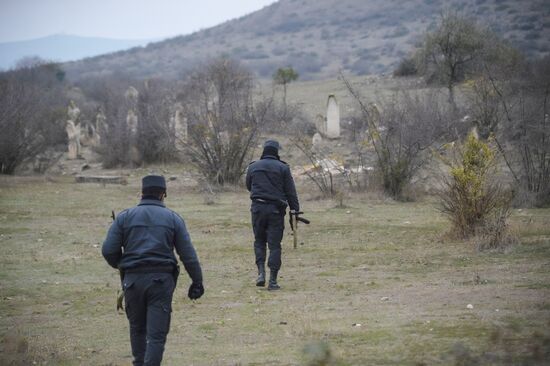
[142,175,166,191]
[263,139,281,150]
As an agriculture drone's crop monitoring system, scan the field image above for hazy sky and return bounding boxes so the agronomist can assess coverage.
[0,0,277,42]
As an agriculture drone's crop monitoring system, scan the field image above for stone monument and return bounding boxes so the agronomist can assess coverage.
[312,132,322,147]
[66,120,81,159]
[66,101,81,159]
[173,102,187,144]
[326,94,340,138]
[125,86,140,165]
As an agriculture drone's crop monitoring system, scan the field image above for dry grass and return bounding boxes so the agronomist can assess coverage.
[0,175,549,365]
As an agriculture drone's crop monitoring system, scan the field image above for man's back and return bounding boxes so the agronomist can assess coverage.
[115,201,179,269]
[102,198,200,278]
[246,156,299,211]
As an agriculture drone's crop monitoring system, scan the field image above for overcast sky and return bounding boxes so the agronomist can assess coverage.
[0,0,277,42]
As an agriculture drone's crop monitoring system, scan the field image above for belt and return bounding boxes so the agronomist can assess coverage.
[124,265,174,274]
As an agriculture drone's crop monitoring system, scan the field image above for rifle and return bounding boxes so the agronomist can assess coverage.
[289,211,311,249]
[111,210,125,312]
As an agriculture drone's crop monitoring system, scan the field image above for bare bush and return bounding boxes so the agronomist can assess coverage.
[480,55,550,206]
[80,76,178,167]
[136,80,178,163]
[472,206,518,252]
[0,60,67,174]
[87,78,133,168]
[290,132,339,198]
[343,73,461,199]
[177,58,271,185]
[393,56,417,77]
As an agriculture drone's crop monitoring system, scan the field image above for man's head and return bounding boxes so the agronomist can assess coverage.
[142,175,167,200]
[262,139,281,158]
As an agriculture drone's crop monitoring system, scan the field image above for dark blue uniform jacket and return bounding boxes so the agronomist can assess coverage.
[246,155,300,212]
[102,199,202,283]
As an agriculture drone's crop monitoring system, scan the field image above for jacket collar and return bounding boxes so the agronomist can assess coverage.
[261,154,279,160]
[138,199,166,207]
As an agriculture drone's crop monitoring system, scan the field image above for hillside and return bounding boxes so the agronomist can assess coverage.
[63,0,550,81]
[0,34,155,70]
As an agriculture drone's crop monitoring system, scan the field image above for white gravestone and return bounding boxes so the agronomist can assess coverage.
[326,94,340,138]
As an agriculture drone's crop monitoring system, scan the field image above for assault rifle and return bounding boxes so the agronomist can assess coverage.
[289,211,311,249]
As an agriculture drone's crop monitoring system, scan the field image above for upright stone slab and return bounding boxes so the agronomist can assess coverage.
[125,86,141,165]
[326,94,340,138]
[312,132,322,147]
[66,120,81,159]
[95,108,107,144]
[173,103,187,143]
[66,101,82,159]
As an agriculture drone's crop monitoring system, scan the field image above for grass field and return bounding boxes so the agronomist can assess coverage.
[0,175,549,365]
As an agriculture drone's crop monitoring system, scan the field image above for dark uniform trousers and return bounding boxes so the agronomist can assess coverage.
[123,272,175,366]
[251,202,285,271]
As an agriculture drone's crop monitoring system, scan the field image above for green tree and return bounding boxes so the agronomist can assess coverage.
[273,67,298,117]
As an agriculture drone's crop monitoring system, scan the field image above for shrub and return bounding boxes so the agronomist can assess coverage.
[393,56,418,76]
[438,133,513,240]
[473,206,518,251]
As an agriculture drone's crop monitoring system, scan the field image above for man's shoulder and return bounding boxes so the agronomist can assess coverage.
[166,208,186,223]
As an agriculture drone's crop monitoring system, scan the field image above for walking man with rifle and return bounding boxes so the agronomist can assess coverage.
[102,175,204,366]
[246,140,300,290]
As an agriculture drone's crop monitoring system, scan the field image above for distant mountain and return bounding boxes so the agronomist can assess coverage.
[63,0,550,81]
[0,34,156,70]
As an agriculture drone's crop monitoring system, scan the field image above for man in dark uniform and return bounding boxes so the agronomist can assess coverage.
[102,175,204,366]
[246,140,300,291]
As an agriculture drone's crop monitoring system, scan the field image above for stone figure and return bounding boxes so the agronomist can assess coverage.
[125,86,141,165]
[95,108,108,136]
[312,132,322,147]
[66,101,82,159]
[326,94,340,138]
[126,110,138,135]
[173,103,187,144]
[315,114,326,136]
[67,100,81,122]
[66,120,81,159]
[124,86,139,106]
[80,123,101,147]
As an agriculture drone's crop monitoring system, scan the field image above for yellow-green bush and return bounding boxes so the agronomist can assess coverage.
[439,132,511,240]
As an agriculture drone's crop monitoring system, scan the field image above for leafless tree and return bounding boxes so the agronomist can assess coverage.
[0,60,66,174]
[136,79,178,163]
[83,76,133,168]
[481,56,550,206]
[177,58,271,185]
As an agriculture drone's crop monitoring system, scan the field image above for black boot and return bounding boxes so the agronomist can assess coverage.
[267,270,280,291]
[256,264,266,287]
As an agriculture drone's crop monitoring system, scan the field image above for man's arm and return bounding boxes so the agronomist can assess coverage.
[174,214,203,284]
[102,215,124,269]
[245,165,252,192]
[283,166,300,212]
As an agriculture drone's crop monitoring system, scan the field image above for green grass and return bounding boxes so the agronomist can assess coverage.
[1,175,549,365]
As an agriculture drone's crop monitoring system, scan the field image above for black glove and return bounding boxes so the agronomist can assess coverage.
[188,282,204,300]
